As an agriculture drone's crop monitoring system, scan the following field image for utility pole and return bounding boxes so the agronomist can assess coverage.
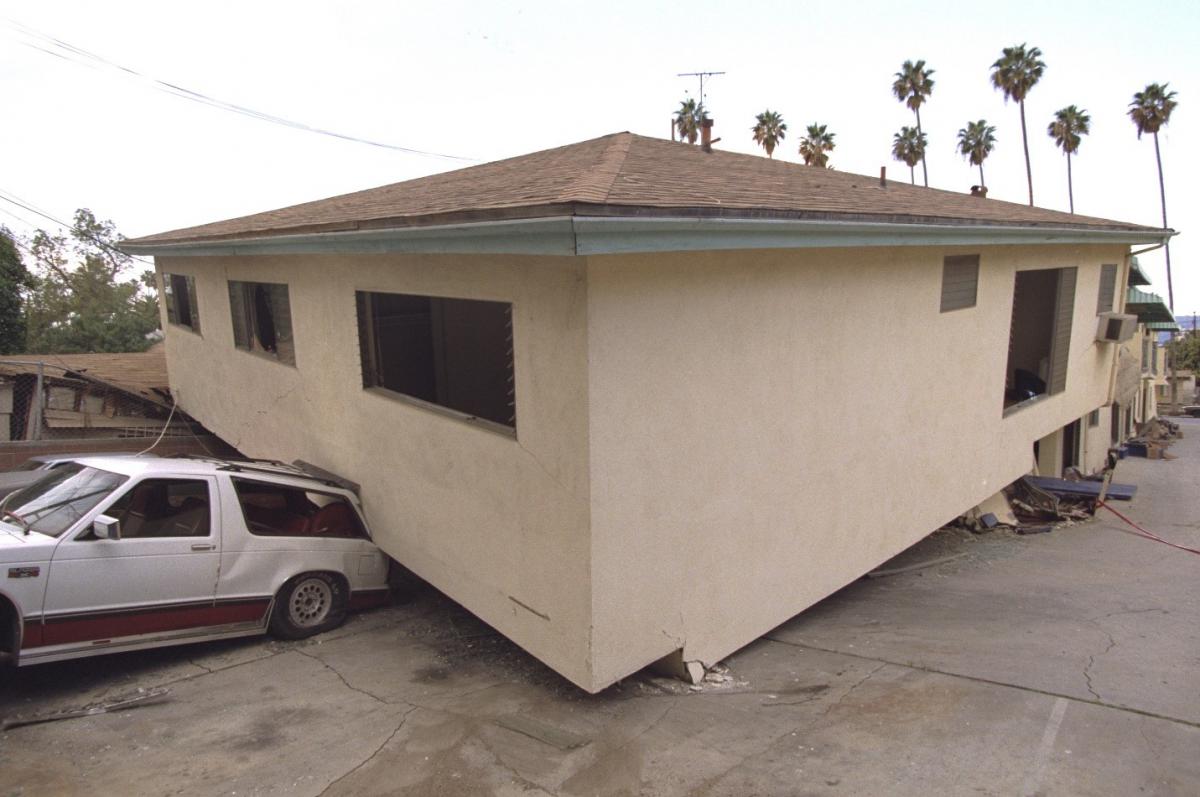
[677,71,726,114]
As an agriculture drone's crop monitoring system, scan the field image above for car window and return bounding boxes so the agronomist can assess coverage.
[232,478,367,539]
[1,464,128,537]
[104,479,211,539]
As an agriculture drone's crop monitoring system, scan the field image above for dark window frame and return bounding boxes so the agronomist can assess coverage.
[355,290,516,435]
[228,280,296,366]
[163,272,201,334]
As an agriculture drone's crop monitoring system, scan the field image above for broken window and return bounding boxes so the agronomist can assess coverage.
[164,273,200,333]
[355,291,516,431]
[940,255,979,312]
[228,281,295,365]
[104,479,211,538]
[1003,267,1077,410]
[232,478,367,539]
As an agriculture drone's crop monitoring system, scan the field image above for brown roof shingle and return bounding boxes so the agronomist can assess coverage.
[126,132,1160,246]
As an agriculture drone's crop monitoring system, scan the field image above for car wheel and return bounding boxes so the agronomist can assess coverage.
[269,572,348,640]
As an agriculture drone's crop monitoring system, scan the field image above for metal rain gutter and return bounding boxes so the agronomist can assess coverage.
[121,215,1172,258]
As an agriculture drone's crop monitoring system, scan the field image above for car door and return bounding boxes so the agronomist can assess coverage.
[40,475,221,648]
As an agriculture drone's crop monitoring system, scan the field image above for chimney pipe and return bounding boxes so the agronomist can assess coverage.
[700,117,715,152]
[880,166,887,187]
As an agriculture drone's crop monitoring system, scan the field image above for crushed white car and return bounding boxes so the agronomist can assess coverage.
[0,456,389,666]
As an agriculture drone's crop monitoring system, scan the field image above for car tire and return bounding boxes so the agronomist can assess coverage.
[269,572,348,640]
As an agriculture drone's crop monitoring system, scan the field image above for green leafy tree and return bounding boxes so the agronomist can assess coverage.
[892,126,927,184]
[674,98,705,144]
[1129,83,1179,310]
[751,110,787,158]
[23,209,160,354]
[957,120,997,188]
[892,60,935,186]
[991,43,1046,206]
[798,124,835,167]
[1047,106,1090,214]
[1167,331,1200,373]
[0,227,32,354]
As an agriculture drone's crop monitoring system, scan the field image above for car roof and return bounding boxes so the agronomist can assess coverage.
[71,455,356,496]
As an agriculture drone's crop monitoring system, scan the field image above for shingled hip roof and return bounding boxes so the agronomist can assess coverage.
[124,132,1170,255]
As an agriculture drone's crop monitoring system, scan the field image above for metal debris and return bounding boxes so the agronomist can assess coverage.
[2,687,170,731]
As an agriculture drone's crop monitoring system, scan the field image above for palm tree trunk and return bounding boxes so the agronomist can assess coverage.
[1154,131,1173,311]
[910,165,915,184]
[979,162,985,188]
[1067,152,1074,214]
[1020,100,1033,205]
[915,107,928,187]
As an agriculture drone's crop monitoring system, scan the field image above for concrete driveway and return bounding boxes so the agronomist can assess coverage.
[3,420,1198,796]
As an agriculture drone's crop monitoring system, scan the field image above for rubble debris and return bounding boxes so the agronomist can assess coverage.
[1126,418,1183,458]
[2,687,169,731]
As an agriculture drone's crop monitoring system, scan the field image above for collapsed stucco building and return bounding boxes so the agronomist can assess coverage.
[125,133,1171,692]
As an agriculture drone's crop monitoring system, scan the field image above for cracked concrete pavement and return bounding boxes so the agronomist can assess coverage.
[2,419,1198,795]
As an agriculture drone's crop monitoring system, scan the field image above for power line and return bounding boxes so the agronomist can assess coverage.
[0,189,155,266]
[5,18,479,163]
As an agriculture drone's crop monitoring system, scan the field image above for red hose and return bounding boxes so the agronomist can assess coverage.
[1096,499,1200,556]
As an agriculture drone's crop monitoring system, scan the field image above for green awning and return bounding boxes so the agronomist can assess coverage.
[1126,287,1175,324]
[1128,257,1152,286]
[1145,320,1180,332]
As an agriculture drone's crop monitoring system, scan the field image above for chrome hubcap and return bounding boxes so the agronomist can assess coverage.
[289,578,332,627]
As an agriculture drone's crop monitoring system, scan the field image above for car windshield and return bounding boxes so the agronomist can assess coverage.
[1,464,128,538]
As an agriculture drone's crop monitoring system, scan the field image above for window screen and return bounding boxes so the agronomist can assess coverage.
[164,273,200,333]
[228,281,295,365]
[940,255,979,312]
[356,291,516,430]
[1046,267,1077,395]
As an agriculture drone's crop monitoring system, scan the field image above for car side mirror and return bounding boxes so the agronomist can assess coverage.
[92,514,121,540]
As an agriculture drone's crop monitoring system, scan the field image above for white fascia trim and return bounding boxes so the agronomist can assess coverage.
[122,215,1170,258]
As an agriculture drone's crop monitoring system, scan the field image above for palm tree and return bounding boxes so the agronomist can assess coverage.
[990,43,1046,206]
[798,124,835,167]
[1129,83,1179,310]
[892,60,935,186]
[751,110,788,158]
[891,126,927,184]
[957,120,997,188]
[1047,106,1091,214]
[674,98,705,144]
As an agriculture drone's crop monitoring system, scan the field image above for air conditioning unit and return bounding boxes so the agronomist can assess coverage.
[1095,312,1138,343]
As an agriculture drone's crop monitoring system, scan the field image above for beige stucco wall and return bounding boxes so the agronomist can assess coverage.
[584,244,1126,686]
[156,253,595,688]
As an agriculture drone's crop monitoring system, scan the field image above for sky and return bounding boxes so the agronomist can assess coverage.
[2,0,1197,323]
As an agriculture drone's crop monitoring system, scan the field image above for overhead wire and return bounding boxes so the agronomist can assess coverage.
[0,189,154,267]
[4,18,479,163]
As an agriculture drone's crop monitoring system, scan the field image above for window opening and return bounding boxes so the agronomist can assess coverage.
[228,281,295,365]
[1004,267,1076,410]
[232,478,367,539]
[356,291,516,431]
[164,273,200,333]
[103,479,211,538]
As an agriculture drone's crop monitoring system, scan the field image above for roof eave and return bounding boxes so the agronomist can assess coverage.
[121,214,1170,258]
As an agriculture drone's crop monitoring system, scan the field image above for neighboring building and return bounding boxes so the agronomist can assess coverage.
[1123,284,1177,428]
[124,133,1169,692]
